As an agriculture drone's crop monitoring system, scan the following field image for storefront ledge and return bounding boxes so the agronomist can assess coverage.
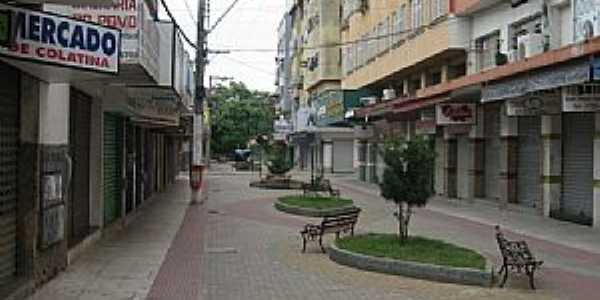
[274,201,357,218]
[67,228,101,265]
[0,277,35,300]
[328,243,494,287]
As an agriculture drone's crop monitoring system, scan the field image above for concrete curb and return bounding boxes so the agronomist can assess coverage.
[328,241,495,287]
[274,200,356,218]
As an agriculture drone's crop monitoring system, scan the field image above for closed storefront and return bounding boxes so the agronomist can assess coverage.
[517,116,541,209]
[561,113,594,225]
[333,140,354,173]
[68,89,92,247]
[103,113,123,224]
[368,143,378,183]
[484,105,501,201]
[125,123,136,214]
[322,142,333,173]
[434,134,445,195]
[144,132,155,200]
[0,64,19,286]
[457,135,470,199]
[136,127,144,207]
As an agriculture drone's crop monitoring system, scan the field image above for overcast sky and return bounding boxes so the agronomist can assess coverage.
[159,0,286,93]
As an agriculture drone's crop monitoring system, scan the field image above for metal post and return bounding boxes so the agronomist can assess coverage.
[191,0,207,204]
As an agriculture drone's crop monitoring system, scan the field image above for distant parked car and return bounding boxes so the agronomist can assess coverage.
[231,149,252,162]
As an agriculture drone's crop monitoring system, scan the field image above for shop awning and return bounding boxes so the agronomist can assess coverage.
[482,58,590,102]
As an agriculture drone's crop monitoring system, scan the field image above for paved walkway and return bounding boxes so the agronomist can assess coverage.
[27,177,192,300]
[26,165,600,300]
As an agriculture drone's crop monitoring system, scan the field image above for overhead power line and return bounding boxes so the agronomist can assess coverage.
[159,0,198,49]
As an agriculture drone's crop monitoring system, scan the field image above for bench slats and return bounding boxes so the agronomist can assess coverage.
[300,208,361,253]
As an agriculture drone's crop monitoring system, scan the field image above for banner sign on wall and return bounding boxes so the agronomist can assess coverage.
[436,103,476,125]
[506,93,561,116]
[0,4,120,74]
[562,84,600,112]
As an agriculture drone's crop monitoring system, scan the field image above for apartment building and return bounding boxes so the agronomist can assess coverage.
[354,0,600,228]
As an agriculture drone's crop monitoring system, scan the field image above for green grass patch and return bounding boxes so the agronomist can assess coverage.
[337,233,486,270]
[278,195,353,210]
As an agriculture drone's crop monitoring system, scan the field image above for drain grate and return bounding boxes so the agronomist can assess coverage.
[207,209,222,215]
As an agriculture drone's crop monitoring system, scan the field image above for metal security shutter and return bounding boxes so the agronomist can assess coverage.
[136,127,144,206]
[125,123,135,214]
[103,113,122,224]
[69,89,91,247]
[457,135,470,199]
[434,135,445,195]
[333,140,354,173]
[0,64,19,285]
[485,105,501,201]
[517,116,541,209]
[562,113,594,224]
[358,142,367,181]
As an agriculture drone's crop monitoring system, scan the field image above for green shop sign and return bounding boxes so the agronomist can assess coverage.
[0,10,11,48]
[313,89,370,126]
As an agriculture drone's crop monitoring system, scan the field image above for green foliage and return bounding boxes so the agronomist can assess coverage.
[265,141,292,175]
[210,81,275,155]
[379,136,436,207]
[379,136,436,242]
[278,195,353,210]
[337,234,486,270]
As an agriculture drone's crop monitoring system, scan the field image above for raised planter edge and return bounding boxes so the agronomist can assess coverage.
[274,200,356,218]
[328,241,495,287]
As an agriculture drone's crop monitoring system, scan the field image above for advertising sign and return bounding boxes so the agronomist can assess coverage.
[415,119,437,135]
[506,94,561,116]
[436,103,476,125]
[70,0,159,79]
[0,4,120,74]
[562,84,600,112]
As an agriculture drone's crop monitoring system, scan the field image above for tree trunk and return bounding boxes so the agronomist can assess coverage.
[396,203,413,243]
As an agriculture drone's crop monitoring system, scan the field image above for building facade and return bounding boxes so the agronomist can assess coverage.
[0,1,194,298]
[351,0,600,228]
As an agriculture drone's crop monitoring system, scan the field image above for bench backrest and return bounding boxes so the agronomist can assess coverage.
[320,208,361,234]
[495,225,535,264]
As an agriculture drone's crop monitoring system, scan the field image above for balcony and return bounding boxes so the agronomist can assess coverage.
[342,16,469,89]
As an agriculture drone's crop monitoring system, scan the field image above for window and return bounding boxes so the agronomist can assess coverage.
[382,16,390,52]
[476,32,500,71]
[394,5,405,45]
[391,12,397,45]
[377,22,384,54]
[431,0,444,20]
[412,0,422,30]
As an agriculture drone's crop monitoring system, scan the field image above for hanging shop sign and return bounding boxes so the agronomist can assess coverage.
[562,84,600,112]
[436,103,476,125]
[506,92,562,116]
[0,4,120,74]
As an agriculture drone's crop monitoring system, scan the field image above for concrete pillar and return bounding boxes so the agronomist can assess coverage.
[402,79,409,96]
[37,82,71,282]
[593,113,600,228]
[499,104,518,205]
[441,65,449,83]
[469,105,485,198]
[541,114,561,217]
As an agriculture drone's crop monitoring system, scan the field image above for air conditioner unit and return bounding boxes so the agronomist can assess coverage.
[525,33,545,58]
[382,89,396,101]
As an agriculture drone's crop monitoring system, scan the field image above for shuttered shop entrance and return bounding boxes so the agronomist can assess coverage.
[517,116,541,209]
[333,140,353,173]
[69,89,92,247]
[457,135,470,199]
[0,64,19,286]
[562,113,594,225]
[103,113,123,224]
[484,105,501,201]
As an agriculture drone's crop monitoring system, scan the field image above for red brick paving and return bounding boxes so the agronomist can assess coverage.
[146,189,207,300]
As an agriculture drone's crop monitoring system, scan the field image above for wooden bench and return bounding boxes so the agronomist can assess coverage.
[300,207,361,253]
[495,225,543,289]
[302,178,340,197]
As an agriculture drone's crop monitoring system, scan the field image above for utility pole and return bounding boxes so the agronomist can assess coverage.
[191,0,207,204]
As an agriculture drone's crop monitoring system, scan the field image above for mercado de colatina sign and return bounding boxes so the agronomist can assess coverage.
[0,3,120,74]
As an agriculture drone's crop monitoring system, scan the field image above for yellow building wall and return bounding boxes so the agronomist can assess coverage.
[341,0,453,89]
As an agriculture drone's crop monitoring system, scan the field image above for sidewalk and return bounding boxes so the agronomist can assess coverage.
[332,175,600,255]
[27,177,193,300]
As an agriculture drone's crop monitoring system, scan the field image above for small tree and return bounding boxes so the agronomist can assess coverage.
[379,136,436,243]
